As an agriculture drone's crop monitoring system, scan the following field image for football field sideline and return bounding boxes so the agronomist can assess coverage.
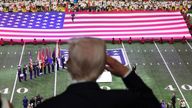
[122,41,192,107]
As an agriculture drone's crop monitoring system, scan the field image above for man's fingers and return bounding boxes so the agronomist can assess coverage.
[106,55,119,66]
[105,65,113,72]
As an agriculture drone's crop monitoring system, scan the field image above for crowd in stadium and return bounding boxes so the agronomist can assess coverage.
[0,0,192,13]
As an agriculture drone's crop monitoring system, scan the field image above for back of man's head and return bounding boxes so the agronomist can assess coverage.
[67,38,106,81]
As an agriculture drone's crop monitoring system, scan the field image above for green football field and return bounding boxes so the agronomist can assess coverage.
[0,41,192,108]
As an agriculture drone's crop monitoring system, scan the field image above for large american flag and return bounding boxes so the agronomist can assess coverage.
[0,11,191,41]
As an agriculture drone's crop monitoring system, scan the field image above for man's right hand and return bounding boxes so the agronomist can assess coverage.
[105,55,129,78]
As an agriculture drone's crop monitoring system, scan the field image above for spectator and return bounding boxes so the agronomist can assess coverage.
[179,99,186,108]
[29,97,36,108]
[161,100,166,108]
[171,92,176,108]
[35,38,160,108]
[36,94,43,106]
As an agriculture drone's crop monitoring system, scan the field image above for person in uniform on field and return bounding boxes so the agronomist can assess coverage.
[171,92,176,108]
[43,61,46,75]
[33,63,37,78]
[51,62,54,72]
[28,63,33,80]
[36,62,40,77]
[56,58,59,71]
[18,65,22,82]
[23,96,28,108]
[61,55,65,69]
[23,65,27,81]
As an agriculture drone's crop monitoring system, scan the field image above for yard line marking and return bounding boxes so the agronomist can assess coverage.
[122,42,132,69]
[178,49,181,52]
[150,63,153,65]
[11,65,13,68]
[7,52,10,54]
[185,49,188,52]
[186,40,192,51]
[10,43,25,103]
[143,63,146,66]
[164,49,167,52]
[144,50,147,52]
[187,62,189,65]
[171,49,174,52]
[54,42,58,96]
[151,49,154,52]
[14,52,16,54]
[157,62,160,65]
[0,52,2,54]
[154,42,190,108]
[137,50,140,53]
[179,62,181,65]
[3,66,5,68]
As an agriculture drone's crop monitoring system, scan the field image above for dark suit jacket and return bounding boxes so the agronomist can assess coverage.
[36,71,161,108]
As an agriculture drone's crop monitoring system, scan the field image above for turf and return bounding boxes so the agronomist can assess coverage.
[0,42,192,108]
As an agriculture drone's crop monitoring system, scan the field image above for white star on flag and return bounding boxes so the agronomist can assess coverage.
[45,12,49,15]
[37,18,42,20]
[18,13,23,15]
[51,18,55,20]
[38,15,43,17]
[22,21,27,23]
[21,24,26,26]
[58,13,63,15]
[43,20,48,22]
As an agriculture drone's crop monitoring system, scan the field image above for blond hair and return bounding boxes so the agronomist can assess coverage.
[67,38,106,81]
